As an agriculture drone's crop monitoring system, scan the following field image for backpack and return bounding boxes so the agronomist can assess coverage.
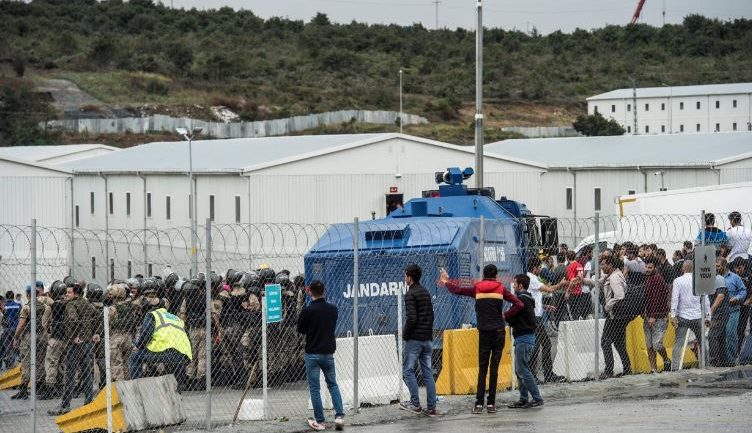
[613,272,645,320]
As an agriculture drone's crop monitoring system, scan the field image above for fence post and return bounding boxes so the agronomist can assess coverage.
[261,293,268,419]
[352,217,360,412]
[205,218,213,430]
[699,210,707,369]
[396,277,403,400]
[103,305,113,433]
[592,212,601,381]
[30,219,37,433]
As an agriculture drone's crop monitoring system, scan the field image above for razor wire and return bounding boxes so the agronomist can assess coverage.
[0,212,751,433]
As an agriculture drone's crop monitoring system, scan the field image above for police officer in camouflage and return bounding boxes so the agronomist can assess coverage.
[107,282,137,381]
[49,282,98,416]
[179,273,221,390]
[10,281,48,400]
[87,283,107,390]
[40,280,68,400]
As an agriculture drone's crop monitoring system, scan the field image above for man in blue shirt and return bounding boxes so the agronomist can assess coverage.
[718,258,747,365]
[697,213,729,246]
[1,290,21,369]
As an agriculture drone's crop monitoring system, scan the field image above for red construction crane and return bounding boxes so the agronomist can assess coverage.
[631,0,647,24]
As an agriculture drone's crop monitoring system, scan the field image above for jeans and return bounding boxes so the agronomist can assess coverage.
[304,353,344,423]
[672,318,703,370]
[128,348,188,388]
[726,310,740,365]
[514,341,542,402]
[709,314,728,366]
[532,318,554,380]
[402,339,436,410]
[61,343,94,409]
[738,304,751,353]
[601,316,631,375]
[476,329,505,406]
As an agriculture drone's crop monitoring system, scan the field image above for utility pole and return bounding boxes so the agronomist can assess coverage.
[399,69,403,134]
[474,0,484,188]
[433,0,440,30]
[662,0,666,26]
[631,77,638,135]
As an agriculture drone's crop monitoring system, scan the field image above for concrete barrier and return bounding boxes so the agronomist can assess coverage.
[0,366,21,390]
[435,328,513,395]
[313,333,405,409]
[55,375,185,433]
[626,317,698,373]
[553,319,625,381]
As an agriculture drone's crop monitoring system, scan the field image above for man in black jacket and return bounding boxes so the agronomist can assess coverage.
[297,280,344,431]
[399,264,437,416]
[507,274,544,409]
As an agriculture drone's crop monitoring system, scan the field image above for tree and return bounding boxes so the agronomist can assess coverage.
[0,84,58,146]
[573,112,625,136]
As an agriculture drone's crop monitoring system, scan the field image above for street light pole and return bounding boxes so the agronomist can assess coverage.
[177,126,203,277]
[399,69,403,134]
[474,0,484,189]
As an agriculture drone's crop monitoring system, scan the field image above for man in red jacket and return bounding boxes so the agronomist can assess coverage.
[440,264,524,414]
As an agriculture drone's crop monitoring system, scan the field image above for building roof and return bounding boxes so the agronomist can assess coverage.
[0,154,72,174]
[484,132,752,169]
[587,83,752,101]
[63,133,538,174]
[0,144,117,164]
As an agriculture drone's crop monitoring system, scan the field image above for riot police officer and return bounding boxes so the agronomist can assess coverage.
[179,274,221,390]
[86,283,106,390]
[106,282,137,381]
[40,280,67,399]
[10,281,48,400]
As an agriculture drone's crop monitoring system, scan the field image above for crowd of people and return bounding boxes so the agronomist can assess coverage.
[0,267,307,416]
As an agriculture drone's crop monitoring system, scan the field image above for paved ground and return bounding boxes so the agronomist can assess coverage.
[35,79,102,114]
[2,366,751,433]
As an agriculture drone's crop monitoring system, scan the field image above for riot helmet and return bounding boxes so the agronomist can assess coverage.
[87,283,104,303]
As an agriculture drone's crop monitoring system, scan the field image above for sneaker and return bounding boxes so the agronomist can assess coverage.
[545,375,566,383]
[526,399,544,408]
[472,404,483,414]
[399,401,423,414]
[307,419,326,431]
[663,360,672,372]
[47,407,71,416]
[422,408,437,417]
[507,400,528,409]
[334,416,344,431]
[486,404,497,414]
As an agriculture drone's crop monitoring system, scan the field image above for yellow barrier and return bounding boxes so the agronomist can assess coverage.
[56,384,127,433]
[626,316,698,373]
[435,328,513,395]
[0,366,21,390]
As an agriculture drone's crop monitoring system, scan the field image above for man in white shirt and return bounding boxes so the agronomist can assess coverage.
[727,212,751,264]
[670,260,711,371]
[527,257,566,383]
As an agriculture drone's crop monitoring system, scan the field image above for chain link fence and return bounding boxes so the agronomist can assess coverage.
[1,211,751,432]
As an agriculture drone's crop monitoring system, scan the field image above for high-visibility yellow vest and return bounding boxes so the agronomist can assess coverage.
[146,308,192,360]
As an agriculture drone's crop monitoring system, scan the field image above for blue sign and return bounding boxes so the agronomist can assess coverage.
[265,284,283,323]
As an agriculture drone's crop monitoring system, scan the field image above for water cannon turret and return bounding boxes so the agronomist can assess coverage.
[435,167,474,186]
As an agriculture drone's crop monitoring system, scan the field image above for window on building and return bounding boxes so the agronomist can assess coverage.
[109,192,113,215]
[628,190,636,196]
[627,125,632,133]
[91,257,96,279]
[733,122,738,131]
[645,103,649,111]
[146,192,152,217]
[715,123,720,132]
[594,106,599,114]
[696,123,701,132]
[715,100,720,109]
[126,192,131,216]
[680,102,684,110]
[90,192,95,215]
[661,125,666,133]
[627,104,631,112]
[75,205,80,227]
[611,104,616,113]
[166,196,171,220]
[209,195,215,222]
[645,125,649,133]
[565,187,573,210]
[235,196,241,223]
[733,99,738,108]
[696,101,701,110]
[680,124,684,132]
[594,188,601,211]
[127,260,132,278]
[661,103,665,111]
[148,264,153,277]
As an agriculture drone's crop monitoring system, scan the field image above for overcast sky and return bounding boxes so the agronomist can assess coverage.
[167,0,752,34]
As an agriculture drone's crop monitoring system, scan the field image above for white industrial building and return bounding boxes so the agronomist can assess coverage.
[484,132,752,223]
[62,133,544,281]
[0,144,117,165]
[587,83,752,135]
